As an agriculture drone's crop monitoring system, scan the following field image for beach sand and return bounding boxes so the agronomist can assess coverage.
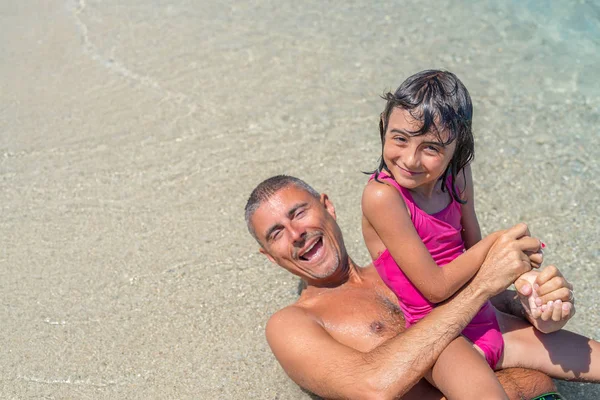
[1,0,598,398]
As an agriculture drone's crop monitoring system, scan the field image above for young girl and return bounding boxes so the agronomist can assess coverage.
[361,70,600,399]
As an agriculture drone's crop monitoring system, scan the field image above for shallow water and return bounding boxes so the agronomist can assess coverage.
[508,0,600,97]
[0,0,598,398]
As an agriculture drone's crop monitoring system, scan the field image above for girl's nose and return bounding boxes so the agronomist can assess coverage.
[405,151,420,168]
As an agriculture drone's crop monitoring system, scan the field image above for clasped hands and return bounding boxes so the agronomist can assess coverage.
[484,223,576,333]
[515,266,575,333]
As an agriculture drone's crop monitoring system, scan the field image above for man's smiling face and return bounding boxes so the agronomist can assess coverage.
[251,184,347,285]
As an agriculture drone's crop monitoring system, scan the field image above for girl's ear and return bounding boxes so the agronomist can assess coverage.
[320,193,336,220]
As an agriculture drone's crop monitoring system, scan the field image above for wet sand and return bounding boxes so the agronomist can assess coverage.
[1,0,598,398]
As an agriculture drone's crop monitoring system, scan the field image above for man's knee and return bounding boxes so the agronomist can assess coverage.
[496,368,556,399]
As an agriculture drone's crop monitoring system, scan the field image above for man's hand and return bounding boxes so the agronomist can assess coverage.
[514,266,575,333]
[473,223,542,297]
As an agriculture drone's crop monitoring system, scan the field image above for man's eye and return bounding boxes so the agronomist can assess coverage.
[272,230,282,240]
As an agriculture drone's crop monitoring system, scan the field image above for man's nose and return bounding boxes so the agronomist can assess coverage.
[289,223,305,244]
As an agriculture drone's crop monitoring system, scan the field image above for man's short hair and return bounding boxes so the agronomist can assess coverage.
[245,175,320,243]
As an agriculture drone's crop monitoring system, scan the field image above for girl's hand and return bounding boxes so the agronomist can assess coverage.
[514,267,575,333]
[525,248,544,269]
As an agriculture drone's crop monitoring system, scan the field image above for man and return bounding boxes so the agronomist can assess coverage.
[245,175,575,399]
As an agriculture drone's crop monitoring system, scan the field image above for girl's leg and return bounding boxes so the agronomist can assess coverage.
[497,311,600,381]
[425,335,509,400]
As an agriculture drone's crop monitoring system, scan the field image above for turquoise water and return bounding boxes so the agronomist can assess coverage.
[509,0,600,98]
[514,0,600,43]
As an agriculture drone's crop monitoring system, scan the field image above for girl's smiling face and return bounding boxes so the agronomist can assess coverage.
[383,108,456,194]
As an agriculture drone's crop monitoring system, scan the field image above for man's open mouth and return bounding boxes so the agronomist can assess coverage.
[299,237,323,261]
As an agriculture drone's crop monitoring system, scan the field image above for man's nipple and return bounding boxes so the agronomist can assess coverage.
[370,321,385,334]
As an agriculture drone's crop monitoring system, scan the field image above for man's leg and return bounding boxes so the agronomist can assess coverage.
[402,369,557,400]
[495,368,557,399]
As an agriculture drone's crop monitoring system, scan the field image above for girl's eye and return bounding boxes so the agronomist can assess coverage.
[393,136,407,143]
[424,145,441,154]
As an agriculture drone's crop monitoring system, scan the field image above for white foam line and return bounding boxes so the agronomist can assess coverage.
[67,0,201,120]
[19,375,122,387]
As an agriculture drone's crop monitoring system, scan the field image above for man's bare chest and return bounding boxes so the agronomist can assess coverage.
[310,288,406,353]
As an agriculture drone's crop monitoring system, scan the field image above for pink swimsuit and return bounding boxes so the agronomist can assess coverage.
[371,172,504,369]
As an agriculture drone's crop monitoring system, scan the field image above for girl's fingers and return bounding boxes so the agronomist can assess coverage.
[551,300,563,322]
[539,286,573,304]
[528,251,543,267]
[528,291,538,315]
[540,301,554,321]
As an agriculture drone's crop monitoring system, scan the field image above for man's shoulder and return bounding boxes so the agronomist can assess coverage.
[265,303,325,347]
[267,295,321,327]
[267,303,309,324]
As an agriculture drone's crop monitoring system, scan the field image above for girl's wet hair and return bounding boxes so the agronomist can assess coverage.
[371,70,474,203]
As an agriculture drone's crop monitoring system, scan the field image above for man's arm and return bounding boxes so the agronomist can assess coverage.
[267,224,540,400]
[266,285,487,400]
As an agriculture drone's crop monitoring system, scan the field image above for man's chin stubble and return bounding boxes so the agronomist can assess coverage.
[312,253,340,279]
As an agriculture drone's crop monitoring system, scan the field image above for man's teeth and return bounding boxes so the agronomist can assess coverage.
[300,239,318,260]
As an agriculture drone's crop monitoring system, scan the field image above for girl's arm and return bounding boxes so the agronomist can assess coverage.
[458,165,483,250]
[362,173,508,304]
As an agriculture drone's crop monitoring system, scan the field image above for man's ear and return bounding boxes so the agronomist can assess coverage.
[259,247,276,264]
[320,193,336,220]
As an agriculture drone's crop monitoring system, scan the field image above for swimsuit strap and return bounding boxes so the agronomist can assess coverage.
[443,172,459,201]
[370,172,418,217]
[371,171,460,218]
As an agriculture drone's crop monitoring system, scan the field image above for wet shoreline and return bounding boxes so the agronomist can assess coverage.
[1,0,598,398]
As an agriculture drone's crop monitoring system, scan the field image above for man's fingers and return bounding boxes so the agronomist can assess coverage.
[539,287,574,304]
[503,223,530,240]
[537,276,573,298]
[534,265,562,286]
[515,236,542,253]
[562,302,575,320]
[514,278,532,296]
